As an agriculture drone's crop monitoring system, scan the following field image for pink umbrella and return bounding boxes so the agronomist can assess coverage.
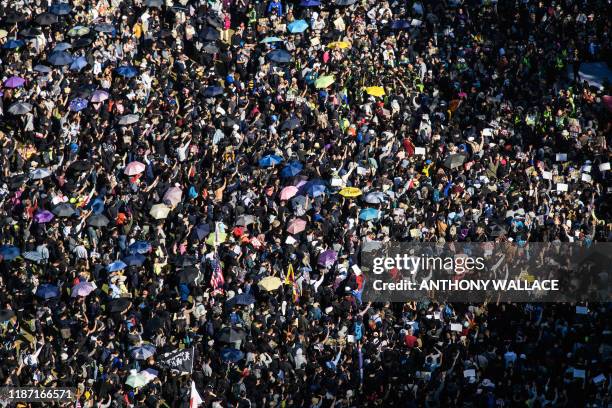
[124,161,146,176]
[280,186,299,200]
[163,186,183,206]
[91,89,109,102]
[287,218,307,234]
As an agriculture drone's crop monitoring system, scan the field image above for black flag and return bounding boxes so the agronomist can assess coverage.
[158,347,194,373]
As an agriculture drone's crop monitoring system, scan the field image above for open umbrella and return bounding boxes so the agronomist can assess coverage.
[0,310,16,321]
[305,181,326,198]
[220,348,244,362]
[8,102,32,115]
[291,195,311,210]
[48,51,73,66]
[94,23,114,33]
[163,187,183,206]
[260,36,284,43]
[300,0,321,5]
[327,41,351,49]
[0,245,20,261]
[91,89,109,102]
[391,20,411,30]
[30,168,52,180]
[128,241,151,254]
[267,49,292,63]
[4,76,26,88]
[118,114,139,126]
[281,161,303,178]
[4,12,27,23]
[149,204,171,220]
[126,372,149,388]
[364,191,386,204]
[52,203,76,217]
[124,161,146,176]
[192,224,211,241]
[145,0,163,7]
[287,218,307,234]
[53,42,72,52]
[70,56,88,72]
[235,215,256,226]
[123,253,146,267]
[69,97,88,112]
[217,327,247,343]
[107,260,128,272]
[199,26,220,41]
[365,86,385,97]
[23,251,45,263]
[36,284,59,299]
[359,208,380,221]
[87,214,109,227]
[444,154,466,169]
[259,155,283,167]
[34,210,54,224]
[335,0,357,5]
[339,187,362,197]
[202,42,220,54]
[131,344,156,360]
[226,293,255,307]
[315,75,335,89]
[202,86,223,97]
[258,276,283,291]
[287,20,308,33]
[178,266,199,284]
[50,3,72,15]
[67,26,90,37]
[20,27,43,37]
[35,13,58,25]
[205,231,227,246]
[74,37,92,49]
[71,281,95,297]
[109,298,131,312]
[3,39,25,49]
[116,66,138,78]
[0,30,7,39]
[280,186,299,200]
[318,250,338,268]
[281,117,301,131]
[34,65,52,73]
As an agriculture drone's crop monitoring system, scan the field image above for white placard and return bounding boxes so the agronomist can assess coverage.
[556,153,567,162]
[556,183,568,192]
[576,306,589,315]
[330,177,343,187]
[351,264,362,275]
[482,128,493,137]
[347,335,355,343]
[356,166,367,175]
[426,314,433,319]
[574,369,586,379]
[592,374,606,384]
[451,323,463,332]
[542,171,552,180]
[285,235,297,245]
[599,162,610,171]
[582,165,592,173]
[414,147,426,156]
[463,369,476,378]
[581,173,592,182]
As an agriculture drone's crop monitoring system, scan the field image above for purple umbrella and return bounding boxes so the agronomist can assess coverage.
[318,249,338,268]
[71,281,95,297]
[69,97,88,112]
[34,210,55,224]
[91,89,109,102]
[3,76,26,88]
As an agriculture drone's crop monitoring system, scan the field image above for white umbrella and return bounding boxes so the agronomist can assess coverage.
[118,114,139,125]
[30,168,52,180]
[149,204,171,219]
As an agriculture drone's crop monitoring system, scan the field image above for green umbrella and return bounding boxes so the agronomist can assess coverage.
[67,26,90,37]
[315,75,335,89]
[125,373,148,388]
[205,231,227,246]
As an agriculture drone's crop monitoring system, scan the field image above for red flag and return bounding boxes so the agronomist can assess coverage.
[210,256,225,293]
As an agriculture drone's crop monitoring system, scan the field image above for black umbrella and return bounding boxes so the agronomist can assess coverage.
[267,49,292,63]
[144,316,166,336]
[108,298,132,312]
[0,309,16,321]
[67,160,91,173]
[19,27,43,37]
[35,13,59,25]
[335,0,357,5]
[488,224,507,237]
[217,327,247,343]
[87,214,110,227]
[191,223,211,241]
[199,26,220,41]
[145,0,163,7]
[71,37,92,49]
[207,15,224,28]
[178,256,197,267]
[226,293,256,307]
[178,266,199,284]
[281,116,301,130]
[9,174,28,189]
[94,23,114,33]
[5,11,27,23]
[52,203,76,217]
[202,86,223,97]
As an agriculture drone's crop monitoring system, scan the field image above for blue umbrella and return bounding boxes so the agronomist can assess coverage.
[123,253,146,267]
[304,180,326,198]
[107,260,128,272]
[128,241,151,254]
[258,155,283,167]
[3,39,25,49]
[220,348,244,363]
[390,20,411,30]
[48,51,73,66]
[202,86,223,97]
[193,224,210,241]
[287,20,308,33]
[50,3,72,15]
[53,42,72,52]
[226,293,255,307]
[69,97,88,112]
[116,65,138,78]
[0,245,20,261]
[260,36,283,43]
[130,344,156,360]
[267,49,293,63]
[70,56,88,71]
[36,284,60,299]
[34,65,52,73]
[281,161,303,178]
[300,0,320,6]
[359,208,380,221]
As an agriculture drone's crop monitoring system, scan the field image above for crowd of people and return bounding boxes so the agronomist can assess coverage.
[0,0,611,406]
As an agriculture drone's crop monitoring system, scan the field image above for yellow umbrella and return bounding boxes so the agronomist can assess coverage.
[149,204,170,220]
[258,276,283,291]
[339,187,362,197]
[314,75,335,89]
[327,41,350,49]
[365,86,385,97]
[205,231,227,246]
